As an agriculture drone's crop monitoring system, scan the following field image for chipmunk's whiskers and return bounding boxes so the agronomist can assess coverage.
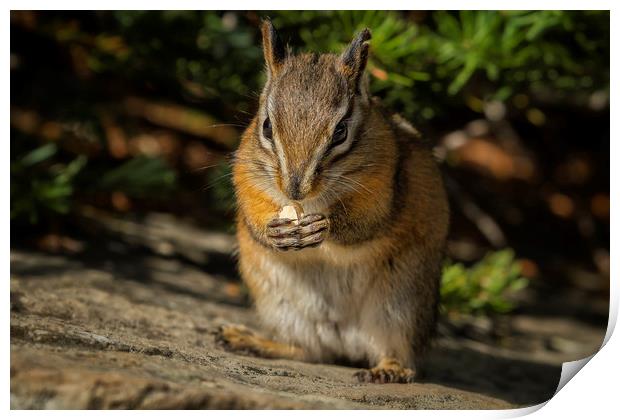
[340,175,375,196]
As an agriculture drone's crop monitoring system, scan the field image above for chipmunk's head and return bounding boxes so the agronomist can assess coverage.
[254,20,373,205]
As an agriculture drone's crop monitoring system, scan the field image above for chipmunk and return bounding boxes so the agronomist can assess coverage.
[216,20,449,384]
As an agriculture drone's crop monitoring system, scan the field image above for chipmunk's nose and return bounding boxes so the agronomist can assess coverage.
[288,173,304,200]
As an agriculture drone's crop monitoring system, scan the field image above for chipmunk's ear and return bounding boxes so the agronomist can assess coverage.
[261,19,287,78]
[339,28,372,93]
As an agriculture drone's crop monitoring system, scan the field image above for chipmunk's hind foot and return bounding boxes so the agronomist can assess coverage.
[214,324,305,361]
[214,324,262,357]
[354,357,416,384]
[354,367,415,384]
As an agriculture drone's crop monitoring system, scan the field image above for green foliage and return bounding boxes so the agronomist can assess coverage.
[111,11,264,115]
[50,10,606,124]
[96,156,176,197]
[270,11,608,121]
[11,143,87,223]
[10,134,177,225]
[429,10,608,96]
[441,250,529,316]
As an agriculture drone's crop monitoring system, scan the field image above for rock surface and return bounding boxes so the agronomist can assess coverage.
[10,242,605,410]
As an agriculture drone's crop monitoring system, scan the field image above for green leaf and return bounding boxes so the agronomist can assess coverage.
[20,143,58,167]
[97,156,176,197]
[441,249,530,316]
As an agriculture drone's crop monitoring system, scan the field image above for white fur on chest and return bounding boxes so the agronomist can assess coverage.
[253,243,380,362]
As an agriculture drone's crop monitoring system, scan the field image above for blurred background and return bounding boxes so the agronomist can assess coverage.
[10,11,609,328]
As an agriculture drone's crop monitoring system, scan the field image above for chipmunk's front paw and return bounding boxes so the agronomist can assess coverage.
[354,367,416,384]
[266,214,328,251]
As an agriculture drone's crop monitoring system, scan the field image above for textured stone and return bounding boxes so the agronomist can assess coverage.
[10,247,596,410]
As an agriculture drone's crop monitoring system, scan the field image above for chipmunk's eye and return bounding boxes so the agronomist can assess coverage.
[262,117,273,141]
[331,120,348,147]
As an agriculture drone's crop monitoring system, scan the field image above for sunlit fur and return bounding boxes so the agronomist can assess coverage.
[232,25,449,375]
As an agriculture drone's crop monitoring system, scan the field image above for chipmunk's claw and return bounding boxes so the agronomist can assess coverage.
[266,213,328,251]
[354,367,416,384]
